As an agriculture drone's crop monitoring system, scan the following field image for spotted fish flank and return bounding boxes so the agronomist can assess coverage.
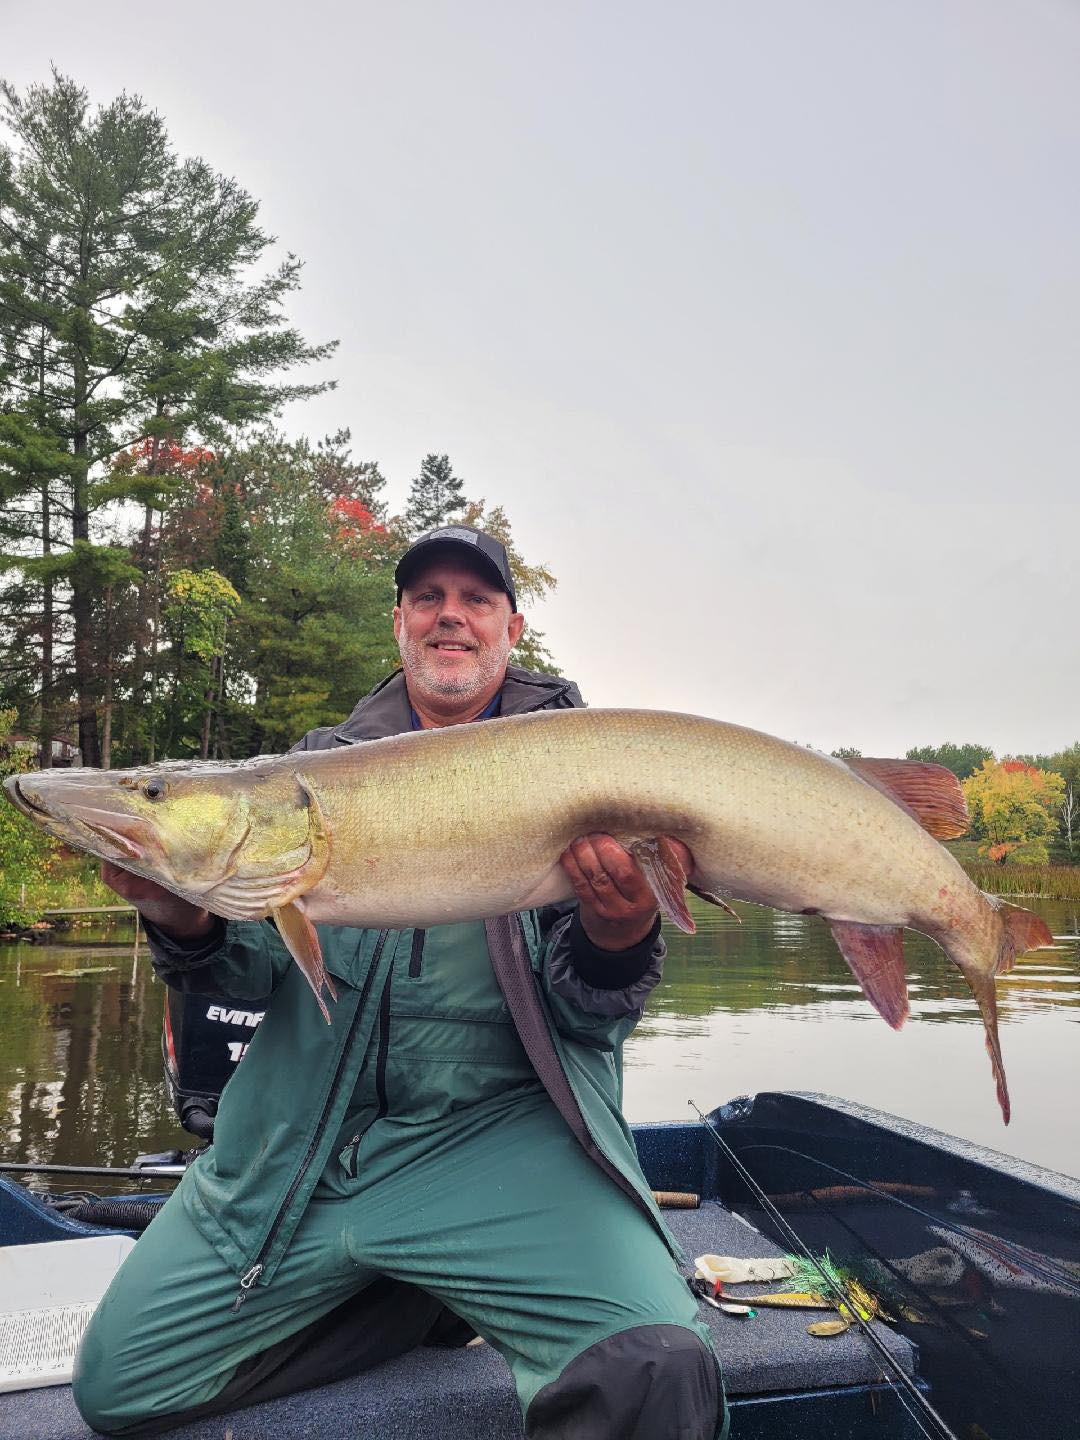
[3,707,1054,1121]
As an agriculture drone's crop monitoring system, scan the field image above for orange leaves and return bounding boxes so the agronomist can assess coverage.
[963,759,1067,866]
[113,438,216,475]
[327,495,386,550]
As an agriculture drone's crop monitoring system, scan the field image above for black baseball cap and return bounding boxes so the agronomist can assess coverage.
[394,525,518,611]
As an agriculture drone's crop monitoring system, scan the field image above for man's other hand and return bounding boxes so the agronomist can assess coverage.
[559,833,694,952]
[101,862,215,941]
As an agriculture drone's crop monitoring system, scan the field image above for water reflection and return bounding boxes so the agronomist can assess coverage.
[624,897,1080,1177]
[0,922,187,1181]
[1,898,1077,1183]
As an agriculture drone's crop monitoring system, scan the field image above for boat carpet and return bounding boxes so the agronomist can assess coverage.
[0,1199,917,1438]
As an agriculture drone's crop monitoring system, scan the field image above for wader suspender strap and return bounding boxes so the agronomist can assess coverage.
[484,914,646,1214]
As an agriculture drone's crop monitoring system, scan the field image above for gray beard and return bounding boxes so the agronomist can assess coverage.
[399,636,509,703]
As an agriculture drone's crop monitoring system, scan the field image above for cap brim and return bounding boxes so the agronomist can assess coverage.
[395,539,515,607]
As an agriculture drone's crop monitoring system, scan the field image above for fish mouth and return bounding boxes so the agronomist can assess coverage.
[3,774,44,819]
[3,777,156,868]
[62,805,165,865]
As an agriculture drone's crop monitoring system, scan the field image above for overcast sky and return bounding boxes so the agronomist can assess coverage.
[5,0,1078,757]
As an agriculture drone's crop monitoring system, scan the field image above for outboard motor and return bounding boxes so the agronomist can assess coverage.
[162,989,265,1141]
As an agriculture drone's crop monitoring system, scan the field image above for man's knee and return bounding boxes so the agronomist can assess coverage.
[71,1308,160,1436]
[71,1349,125,1435]
[525,1322,725,1440]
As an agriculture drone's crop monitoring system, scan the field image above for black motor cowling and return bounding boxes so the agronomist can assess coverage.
[162,988,265,1141]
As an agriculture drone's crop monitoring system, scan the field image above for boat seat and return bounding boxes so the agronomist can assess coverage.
[0,1200,917,1438]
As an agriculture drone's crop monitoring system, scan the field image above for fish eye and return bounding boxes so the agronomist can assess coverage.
[142,778,169,801]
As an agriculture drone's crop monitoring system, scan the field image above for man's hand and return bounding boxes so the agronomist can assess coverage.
[101,861,215,941]
[558,833,694,952]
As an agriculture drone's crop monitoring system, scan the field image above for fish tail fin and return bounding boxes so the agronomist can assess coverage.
[956,961,1011,1125]
[982,894,1055,976]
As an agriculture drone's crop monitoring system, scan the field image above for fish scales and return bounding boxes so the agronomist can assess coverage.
[3,707,1054,1122]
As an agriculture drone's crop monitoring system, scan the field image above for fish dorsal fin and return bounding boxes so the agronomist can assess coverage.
[827,920,909,1030]
[845,758,969,840]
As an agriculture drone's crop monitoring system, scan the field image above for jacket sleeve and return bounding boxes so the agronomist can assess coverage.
[143,916,294,1003]
[536,902,665,1050]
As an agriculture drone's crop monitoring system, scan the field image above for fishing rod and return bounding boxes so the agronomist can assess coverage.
[688,1099,962,1440]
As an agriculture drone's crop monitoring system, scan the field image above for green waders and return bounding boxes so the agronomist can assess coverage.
[74,923,725,1438]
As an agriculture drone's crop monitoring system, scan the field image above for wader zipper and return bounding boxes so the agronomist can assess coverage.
[231,929,390,1313]
[344,960,395,1179]
[231,1263,263,1313]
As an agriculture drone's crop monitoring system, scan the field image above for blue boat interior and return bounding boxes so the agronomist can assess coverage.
[3,1091,1078,1440]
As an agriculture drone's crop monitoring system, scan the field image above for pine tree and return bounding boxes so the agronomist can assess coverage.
[403,454,466,535]
[0,71,335,764]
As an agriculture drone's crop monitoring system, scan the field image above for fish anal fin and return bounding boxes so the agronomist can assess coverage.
[273,900,336,1024]
[828,920,909,1029]
[983,897,1055,976]
[846,758,969,840]
[630,837,695,934]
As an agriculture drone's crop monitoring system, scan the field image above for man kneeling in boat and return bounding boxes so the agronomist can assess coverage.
[79,525,726,1440]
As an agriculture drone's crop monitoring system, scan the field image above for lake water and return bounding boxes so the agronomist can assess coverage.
[2,896,1078,1183]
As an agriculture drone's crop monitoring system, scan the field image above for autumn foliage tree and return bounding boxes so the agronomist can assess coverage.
[962,759,1067,865]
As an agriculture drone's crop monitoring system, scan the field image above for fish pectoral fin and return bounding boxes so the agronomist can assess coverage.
[845,758,969,840]
[630,837,695,934]
[688,883,741,922]
[827,920,909,1030]
[272,900,337,1025]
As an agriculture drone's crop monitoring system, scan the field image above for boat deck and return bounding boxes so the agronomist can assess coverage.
[1,1197,918,1439]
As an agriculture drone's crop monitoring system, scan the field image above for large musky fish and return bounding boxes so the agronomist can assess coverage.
[4,709,1053,1121]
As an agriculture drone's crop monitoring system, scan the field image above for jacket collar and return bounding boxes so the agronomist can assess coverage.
[331,665,581,743]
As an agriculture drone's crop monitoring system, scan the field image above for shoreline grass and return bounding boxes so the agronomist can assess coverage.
[0,853,115,929]
[958,861,1080,901]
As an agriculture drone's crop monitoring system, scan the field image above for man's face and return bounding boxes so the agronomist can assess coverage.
[394,555,525,710]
